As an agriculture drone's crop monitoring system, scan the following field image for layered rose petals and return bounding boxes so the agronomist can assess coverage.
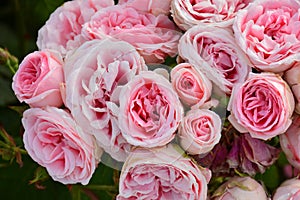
[233,0,300,72]
[22,107,101,185]
[12,49,64,108]
[118,71,183,148]
[178,24,251,94]
[117,144,210,199]
[179,109,222,155]
[228,72,295,140]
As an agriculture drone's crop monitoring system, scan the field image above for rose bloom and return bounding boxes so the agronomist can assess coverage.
[37,0,114,56]
[118,0,172,16]
[171,0,253,31]
[284,62,300,114]
[171,63,212,108]
[117,144,210,199]
[179,109,222,155]
[22,107,102,185]
[227,133,280,175]
[82,5,182,63]
[178,24,251,94]
[211,176,268,200]
[233,0,300,73]
[280,114,300,169]
[118,70,183,148]
[64,39,147,162]
[228,72,295,140]
[273,178,300,200]
[12,49,64,108]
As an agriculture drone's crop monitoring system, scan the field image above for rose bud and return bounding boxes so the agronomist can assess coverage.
[211,176,269,200]
[171,63,212,108]
[227,133,280,175]
[228,72,295,140]
[12,49,64,108]
[273,178,300,200]
[178,109,222,155]
[280,113,300,169]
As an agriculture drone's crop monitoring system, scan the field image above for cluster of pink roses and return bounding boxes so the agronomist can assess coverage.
[10,0,300,199]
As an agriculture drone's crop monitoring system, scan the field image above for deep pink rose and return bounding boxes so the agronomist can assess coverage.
[179,109,222,155]
[228,72,295,140]
[171,0,253,30]
[178,24,251,94]
[118,0,172,16]
[233,0,300,73]
[280,114,300,169]
[284,63,300,114]
[37,0,114,56]
[12,49,64,108]
[64,39,147,162]
[211,176,268,200]
[82,5,182,63]
[117,144,210,199]
[273,178,300,200]
[171,63,212,108]
[118,71,183,148]
[22,107,102,185]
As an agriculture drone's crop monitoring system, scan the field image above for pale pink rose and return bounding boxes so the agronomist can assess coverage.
[118,0,172,16]
[179,109,222,155]
[171,0,253,30]
[117,144,210,199]
[22,107,102,185]
[228,72,295,140]
[82,5,182,63]
[233,0,300,73]
[280,114,300,169]
[37,0,114,56]
[284,63,300,114]
[118,71,183,148]
[64,39,147,162]
[178,24,251,94]
[211,176,268,200]
[12,49,64,108]
[171,63,212,108]
[273,178,300,200]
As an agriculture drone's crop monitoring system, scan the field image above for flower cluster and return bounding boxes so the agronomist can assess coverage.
[11,0,300,199]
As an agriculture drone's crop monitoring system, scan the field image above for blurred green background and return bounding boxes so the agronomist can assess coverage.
[0,0,118,199]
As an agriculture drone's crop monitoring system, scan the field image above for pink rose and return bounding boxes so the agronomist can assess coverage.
[280,114,300,169]
[171,0,253,30]
[228,72,295,140]
[284,63,300,114]
[118,71,183,148]
[118,0,172,16]
[179,109,222,155]
[37,0,114,56]
[117,144,210,199]
[171,63,212,108]
[273,178,300,200]
[233,0,300,73]
[22,107,101,185]
[82,5,182,63]
[178,24,251,94]
[64,39,147,162]
[211,176,268,200]
[12,49,64,108]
